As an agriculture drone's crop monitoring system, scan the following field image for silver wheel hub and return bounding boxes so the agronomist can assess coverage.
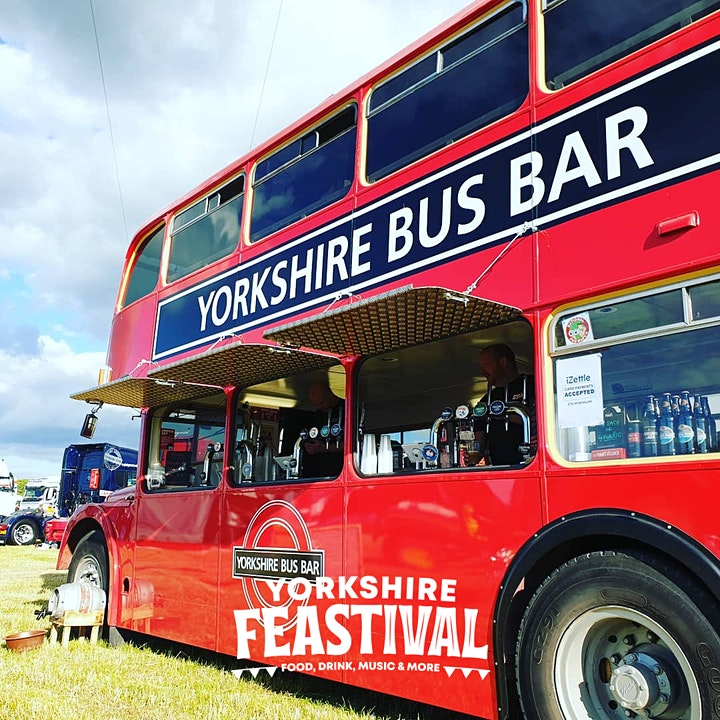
[554,606,699,719]
[609,649,673,714]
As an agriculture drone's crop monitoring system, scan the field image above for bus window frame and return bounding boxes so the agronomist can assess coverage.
[249,104,358,244]
[119,223,165,310]
[364,0,528,182]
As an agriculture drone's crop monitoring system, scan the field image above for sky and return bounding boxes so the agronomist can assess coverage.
[0,0,472,480]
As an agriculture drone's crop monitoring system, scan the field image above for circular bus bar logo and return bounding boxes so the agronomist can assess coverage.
[235,500,324,632]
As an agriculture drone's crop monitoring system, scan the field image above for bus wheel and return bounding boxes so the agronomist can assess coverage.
[515,550,720,720]
[67,531,108,592]
[10,520,38,545]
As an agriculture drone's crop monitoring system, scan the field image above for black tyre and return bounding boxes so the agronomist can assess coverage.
[67,532,108,593]
[516,550,720,719]
[10,519,39,546]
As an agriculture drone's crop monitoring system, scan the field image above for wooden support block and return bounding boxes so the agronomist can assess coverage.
[49,610,105,647]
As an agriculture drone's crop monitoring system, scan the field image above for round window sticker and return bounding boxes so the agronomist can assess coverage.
[103,446,123,471]
[563,315,592,345]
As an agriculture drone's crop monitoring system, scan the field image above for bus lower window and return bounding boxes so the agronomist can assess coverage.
[552,277,720,462]
[356,323,535,473]
[366,2,527,181]
[230,366,346,485]
[146,402,225,491]
[544,0,720,89]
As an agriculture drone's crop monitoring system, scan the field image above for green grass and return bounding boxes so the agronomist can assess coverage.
[0,546,473,720]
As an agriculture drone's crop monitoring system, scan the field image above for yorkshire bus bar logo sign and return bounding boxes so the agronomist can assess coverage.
[154,40,720,360]
[233,548,324,582]
[231,500,490,679]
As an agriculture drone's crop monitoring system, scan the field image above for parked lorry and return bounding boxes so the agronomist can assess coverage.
[0,444,137,546]
[17,478,60,514]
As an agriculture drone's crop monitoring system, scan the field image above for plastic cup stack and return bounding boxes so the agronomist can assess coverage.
[377,434,393,473]
[360,433,377,474]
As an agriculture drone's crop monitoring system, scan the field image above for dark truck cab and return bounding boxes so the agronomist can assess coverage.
[1,443,138,546]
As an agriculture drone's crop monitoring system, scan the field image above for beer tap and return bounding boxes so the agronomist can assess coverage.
[429,408,455,468]
[235,402,257,482]
[290,429,308,479]
[202,442,222,486]
[505,402,532,460]
[235,438,255,482]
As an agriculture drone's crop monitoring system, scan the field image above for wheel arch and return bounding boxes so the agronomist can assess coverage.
[493,508,720,719]
[59,510,123,626]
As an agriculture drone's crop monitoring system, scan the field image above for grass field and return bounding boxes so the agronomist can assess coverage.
[0,546,474,720]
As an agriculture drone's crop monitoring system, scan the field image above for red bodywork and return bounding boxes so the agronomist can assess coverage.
[60,3,720,718]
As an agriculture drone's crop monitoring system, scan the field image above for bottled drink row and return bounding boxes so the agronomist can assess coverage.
[637,391,716,457]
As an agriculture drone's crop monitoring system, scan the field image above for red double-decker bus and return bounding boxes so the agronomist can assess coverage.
[60,1,720,717]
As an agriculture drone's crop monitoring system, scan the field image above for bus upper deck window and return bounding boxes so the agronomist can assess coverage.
[366,1,527,181]
[250,106,357,243]
[168,175,244,283]
[121,225,164,308]
[544,0,720,89]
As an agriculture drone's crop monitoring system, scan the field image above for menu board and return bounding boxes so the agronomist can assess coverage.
[593,404,625,449]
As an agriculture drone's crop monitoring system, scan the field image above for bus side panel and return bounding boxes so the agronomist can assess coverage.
[106,294,159,383]
[543,462,720,561]
[340,471,543,717]
[130,488,221,648]
[216,483,345,680]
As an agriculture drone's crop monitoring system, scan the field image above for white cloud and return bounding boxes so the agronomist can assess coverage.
[0,0,469,477]
[0,336,139,478]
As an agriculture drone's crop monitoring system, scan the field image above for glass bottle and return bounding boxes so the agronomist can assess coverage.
[671,394,681,453]
[641,396,658,457]
[693,394,708,454]
[676,391,694,454]
[701,396,716,452]
[658,393,676,456]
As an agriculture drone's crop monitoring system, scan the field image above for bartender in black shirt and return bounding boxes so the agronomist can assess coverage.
[476,344,535,465]
[302,382,344,477]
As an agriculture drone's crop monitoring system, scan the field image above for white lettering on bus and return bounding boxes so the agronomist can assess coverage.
[419,186,453,248]
[351,223,373,276]
[233,602,488,661]
[270,260,288,305]
[290,247,314,300]
[250,266,271,314]
[386,174,485,262]
[606,106,654,180]
[195,106,653,336]
[457,174,486,235]
[233,575,475,663]
[265,575,456,603]
[510,105,654,216]
[326,234,350,286]
[387,207,414,263]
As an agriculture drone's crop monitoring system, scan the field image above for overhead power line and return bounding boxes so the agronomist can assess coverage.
[89,0,129,243]
[250,0,284,150]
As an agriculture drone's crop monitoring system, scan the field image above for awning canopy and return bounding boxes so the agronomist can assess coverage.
[264,286,522,356]
[71,376,214,408]
[72,342,338,408]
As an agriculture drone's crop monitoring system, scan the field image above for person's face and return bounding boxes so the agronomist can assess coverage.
[309,385,334,412]
[478,350,505,387]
